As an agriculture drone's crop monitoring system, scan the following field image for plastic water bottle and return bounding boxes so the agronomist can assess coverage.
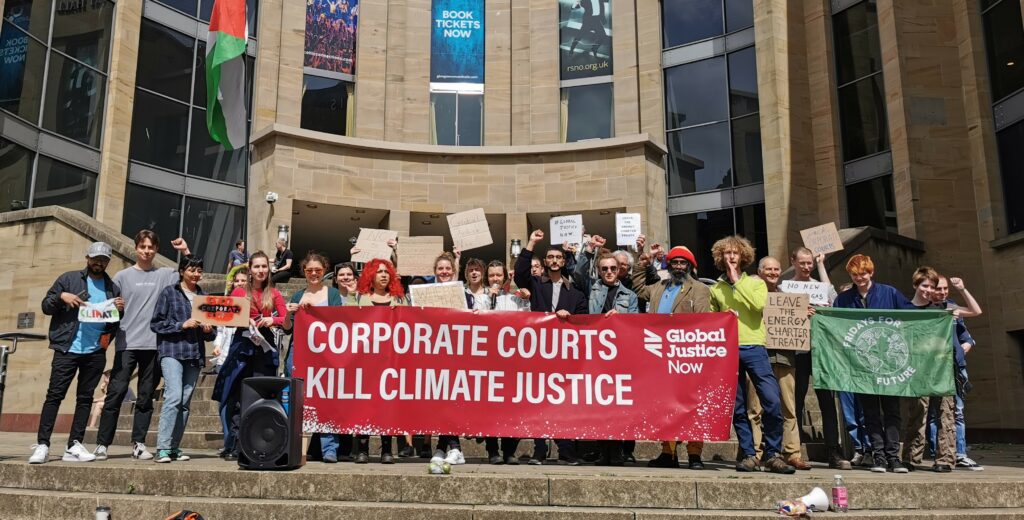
[95,506,112,520]
[832,474,848,512]
[282,384,290,414]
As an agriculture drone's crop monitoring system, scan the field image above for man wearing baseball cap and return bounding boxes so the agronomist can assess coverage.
[29,242,124,464]
[631,238,711,469]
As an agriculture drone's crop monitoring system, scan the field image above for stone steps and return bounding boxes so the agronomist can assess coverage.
[3,488,1024,520]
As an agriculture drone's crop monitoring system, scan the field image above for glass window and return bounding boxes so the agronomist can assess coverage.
[42,51,106,147]
[562,83,613,143]
[121,183,183,247]
[301,75,352,136]
[50,0,114,71]
[130,89,190,171]
[728,47,759,118]
[430,92,484,146]
[662,0,723,49]
[32,155,97,215]
[0,23,47,123]
[200,0,258,38]
[837,74,889,161]
[667,122,732,195]
[833,0,882,85]
[182,196,244,269]
[982,0,1024,102]
[0,138,33,212]
[665,57,728,130]
[156,0,198,18]
[846,174,897,233]
[188,108,248,185]
[668,208,734,278]
[137,20,195,103]
[731,114,763,186]
[996,120,1024,233]
[734,203,768,268]
[2,0,52,41]
[725,0,754,33]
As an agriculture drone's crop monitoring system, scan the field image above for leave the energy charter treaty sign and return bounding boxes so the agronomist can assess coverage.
[294,307,739,441]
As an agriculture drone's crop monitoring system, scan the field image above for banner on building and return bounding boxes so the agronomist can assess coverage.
[0,0,32,111]
[811,308,955,397]
[294,306,739,440]
[430,0,484,86]
[558,0,612,81]
[304,0,360,74]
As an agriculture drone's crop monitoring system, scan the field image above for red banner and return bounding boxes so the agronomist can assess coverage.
[294,307,739,441]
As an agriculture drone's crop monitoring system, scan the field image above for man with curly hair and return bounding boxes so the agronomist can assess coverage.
[708,235,795,474]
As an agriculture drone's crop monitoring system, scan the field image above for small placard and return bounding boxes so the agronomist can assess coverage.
[398,236,445,276]
[448,208,493,251]
[351,228,399,263]
[78,299,120,323]
[192,295,251,328]
[779,280,834,306]
[615,213,641,246]
[17,312,35,329]
[764,292,810,351]
[550,214,583,246]
[409,281,469,310]
[799,222,843,255]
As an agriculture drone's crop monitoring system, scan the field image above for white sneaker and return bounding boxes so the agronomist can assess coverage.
[28,444,49,464]
[62,441,96,462]
[444,448,465,465]
[430,449,446,464]
[172,449,190,462]
[93,445,108,461]
[957,456,984,471]
[850,452,864,466]
[132,442,154,460]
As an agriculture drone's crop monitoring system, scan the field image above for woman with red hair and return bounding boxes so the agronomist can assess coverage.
[346,258,407,463]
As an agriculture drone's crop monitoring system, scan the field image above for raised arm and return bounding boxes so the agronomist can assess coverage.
[949,277,983,318]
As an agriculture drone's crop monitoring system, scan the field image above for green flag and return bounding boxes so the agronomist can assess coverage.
[811,308,955,397]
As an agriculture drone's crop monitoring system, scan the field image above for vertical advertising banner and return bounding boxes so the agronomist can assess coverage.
[430,0,484,85]
[304,0,360,75]
[0,0,32,110]
[559,0,612,81]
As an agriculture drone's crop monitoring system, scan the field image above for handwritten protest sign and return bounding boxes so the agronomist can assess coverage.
[764,292,810,351]
[615,213,641,246]
[78,299,120,323]
[191,295,250,328]
[800,222,843,255]
[351,228,399,263]
[780,280,835,306]
[398,236,444,276]
[448,208,493,251]
[409,281,468,310]
[550,214,583,246]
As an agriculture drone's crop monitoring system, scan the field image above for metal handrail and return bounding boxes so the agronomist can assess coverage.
[0,332,46,421]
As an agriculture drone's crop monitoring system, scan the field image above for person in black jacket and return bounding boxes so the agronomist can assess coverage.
[513,229,588,465]
[30,242,123,464]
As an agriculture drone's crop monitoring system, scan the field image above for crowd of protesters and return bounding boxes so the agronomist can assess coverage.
[29,227,984,474]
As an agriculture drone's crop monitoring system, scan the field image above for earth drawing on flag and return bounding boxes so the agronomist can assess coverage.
[850,325,909,376]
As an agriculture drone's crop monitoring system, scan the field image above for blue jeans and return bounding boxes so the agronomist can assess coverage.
[158,357,201,451]
[839,390,872,453]
[733,346,784,459]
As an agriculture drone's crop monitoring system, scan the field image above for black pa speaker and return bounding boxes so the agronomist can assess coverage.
[238,376,304,470]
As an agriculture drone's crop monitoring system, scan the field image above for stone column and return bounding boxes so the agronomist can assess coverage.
[636,0,664,144]
[402,0,431,144]
[485,0,513,145]
[355,0,389,140]
[275,0,305,128]
[510,0,531,145]
[528,0,560,144]
[93,0,143,229]
[612,0,639,135]
[803,0,845,228]
[253,0,283,130]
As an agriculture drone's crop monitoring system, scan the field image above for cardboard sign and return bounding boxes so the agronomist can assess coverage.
[192,295,251,328]
[409,281,469,310]
[550,214,583,246]
[800,222,843,255]
[78,299,120,323]
[398,236,445,276]
[764,292,810,351]
[779,280,835,306]
[615,213,641,246]
[447,208,493,251]
[351,228,399,263]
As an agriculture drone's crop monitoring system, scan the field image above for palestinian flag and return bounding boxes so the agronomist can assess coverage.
[206,0,248,150]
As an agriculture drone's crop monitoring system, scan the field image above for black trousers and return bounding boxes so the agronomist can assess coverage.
[858,393,902,464]
[485,437,519,457]
[358,435,392,454]
[435,435,462,451]
[270,271,292,284]
[532,438,576,460]
[37,349,106,447]
[96,349,160,446]
[794,352,811,436]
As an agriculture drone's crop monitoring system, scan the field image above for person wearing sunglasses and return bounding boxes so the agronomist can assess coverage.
[282,252,345,462]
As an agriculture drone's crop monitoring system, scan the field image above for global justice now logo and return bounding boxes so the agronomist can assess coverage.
[841,316,915,386]
[643,328,728,375]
